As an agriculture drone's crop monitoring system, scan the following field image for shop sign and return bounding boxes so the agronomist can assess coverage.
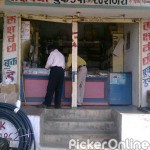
[142,20,150,106]
[2,15,18,84]
[7,0,150,7]
[142,21,150,88]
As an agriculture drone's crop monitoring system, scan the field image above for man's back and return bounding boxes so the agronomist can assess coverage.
[45,49,65,69]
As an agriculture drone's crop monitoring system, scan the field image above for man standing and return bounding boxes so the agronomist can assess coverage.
[40,44,65,109]
[66,54,87,106]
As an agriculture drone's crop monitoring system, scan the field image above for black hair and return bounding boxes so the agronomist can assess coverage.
[47,43,58,51]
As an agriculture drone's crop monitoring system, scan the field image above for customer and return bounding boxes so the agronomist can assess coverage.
[65,53,87,106]
[39,44,65,109]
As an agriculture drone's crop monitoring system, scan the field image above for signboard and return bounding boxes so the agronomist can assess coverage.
[21,21,30,40]
[142,20,150,106]
[110,73,126,85]
[2,15,19,84]
[6,0,150,7]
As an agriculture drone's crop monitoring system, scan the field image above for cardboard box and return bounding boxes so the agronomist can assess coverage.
[1,84,18,94]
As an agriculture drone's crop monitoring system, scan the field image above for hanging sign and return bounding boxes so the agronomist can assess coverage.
[7,0,150,7]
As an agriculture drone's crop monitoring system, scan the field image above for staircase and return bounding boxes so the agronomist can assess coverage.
[40,108,118,150]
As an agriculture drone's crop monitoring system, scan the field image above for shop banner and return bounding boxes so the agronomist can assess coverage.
[6,0,150,7]
[2,15,19,84]
[142,20,150,106]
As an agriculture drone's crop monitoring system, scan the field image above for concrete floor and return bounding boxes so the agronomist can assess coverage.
[21,105,147,116]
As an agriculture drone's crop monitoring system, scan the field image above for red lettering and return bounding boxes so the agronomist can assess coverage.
[143,42,150,52]
[143,22,150,31]
[143,54,150,65]
[0,121,5,130]
[7,26,16,34]
[6,70,15,81]
[7,43,16,52]
[143,33,150,41]
[72,41,77,47]
[7,16,16,24]
[7,34,15,42]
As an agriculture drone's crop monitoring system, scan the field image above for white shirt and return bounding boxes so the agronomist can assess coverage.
[45,49,65,69]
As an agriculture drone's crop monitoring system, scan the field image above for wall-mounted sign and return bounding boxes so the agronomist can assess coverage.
[110,73,126,85]
[6,0,150,7]
[2,15,18,84]
[21,21,30,40]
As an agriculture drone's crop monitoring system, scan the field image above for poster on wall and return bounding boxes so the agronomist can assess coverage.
[2,15,18,84]
[110,73,126,85]
[21,21,30,40]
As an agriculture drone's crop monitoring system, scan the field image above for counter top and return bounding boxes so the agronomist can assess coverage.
[23,74,108,80]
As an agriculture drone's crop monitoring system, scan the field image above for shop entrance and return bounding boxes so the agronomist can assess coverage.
[21,17,139,106]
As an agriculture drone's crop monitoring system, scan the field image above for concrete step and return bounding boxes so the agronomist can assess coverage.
[43,119,116,133]
[44,108,112,120]
[40,146,114,150]
[40,108,117,149]
[41,131,117,148]
[40,147,113,150]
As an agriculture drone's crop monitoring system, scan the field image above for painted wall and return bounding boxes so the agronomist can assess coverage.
[142,20,150,107]
[122,113,150,144]
[124,23,139,106]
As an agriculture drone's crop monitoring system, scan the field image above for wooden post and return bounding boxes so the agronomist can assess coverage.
[71,21,78,108]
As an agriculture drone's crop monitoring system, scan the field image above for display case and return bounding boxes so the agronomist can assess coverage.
[21,70,109,106]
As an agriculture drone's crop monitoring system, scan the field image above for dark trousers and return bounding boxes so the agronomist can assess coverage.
[43,66,64,108]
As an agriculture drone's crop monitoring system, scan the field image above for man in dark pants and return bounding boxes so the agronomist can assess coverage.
[39,44,65,109]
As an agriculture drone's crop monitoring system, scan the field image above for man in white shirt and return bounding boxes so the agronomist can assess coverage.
[40,44,65,109]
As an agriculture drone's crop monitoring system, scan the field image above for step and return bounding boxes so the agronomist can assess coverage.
[44,108,112,120]
[40,147,113,150]
[41,131,117,148]
[43,119,116,133]
[40,146,114,150]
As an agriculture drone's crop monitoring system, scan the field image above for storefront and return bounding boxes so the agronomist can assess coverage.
[20,17,133,106]
[0,0,150,108]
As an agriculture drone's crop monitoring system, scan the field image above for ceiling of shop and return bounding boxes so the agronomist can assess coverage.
[1,5,150,19]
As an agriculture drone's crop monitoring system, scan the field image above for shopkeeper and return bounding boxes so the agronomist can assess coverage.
[66,54,87,106]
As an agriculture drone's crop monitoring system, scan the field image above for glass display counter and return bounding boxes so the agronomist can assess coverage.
[21,71,109,106]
